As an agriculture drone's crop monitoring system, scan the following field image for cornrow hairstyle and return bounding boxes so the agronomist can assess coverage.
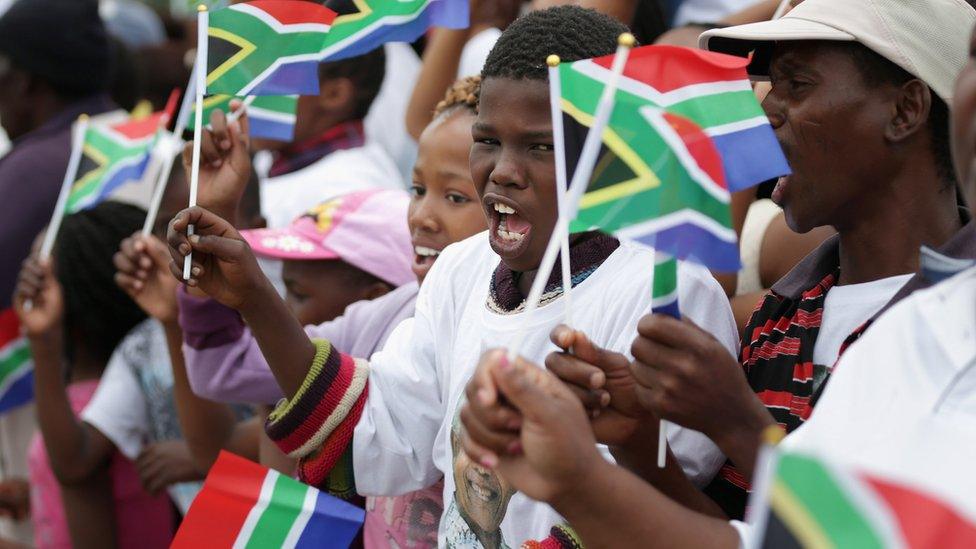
[317,46,386,120]
[54,201,148,368]
[432,75,480,119]
[481,5,632,83]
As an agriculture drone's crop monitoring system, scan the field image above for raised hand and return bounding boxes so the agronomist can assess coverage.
[546,326,652,446]
[166,206,270,311]
[114,233,179,323]
[460,349,605,505]
[12,257,63,343]
[184,105,253,223]
[630,314,774,473]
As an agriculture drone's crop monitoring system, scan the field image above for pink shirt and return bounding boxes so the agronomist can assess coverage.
[28,380,173,549]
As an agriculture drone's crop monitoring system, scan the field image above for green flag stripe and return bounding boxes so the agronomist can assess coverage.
[652,256,678,300]
[0,341,30,382]
[244,472,309,548]
[571,180,731,234]
[773,454,886,548]
[189,95,298,130]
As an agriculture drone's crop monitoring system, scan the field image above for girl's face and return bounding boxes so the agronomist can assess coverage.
[408,110,487,283]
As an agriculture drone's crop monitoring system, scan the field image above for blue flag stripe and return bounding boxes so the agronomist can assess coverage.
[709,124,790,193]
[294,490,365,548]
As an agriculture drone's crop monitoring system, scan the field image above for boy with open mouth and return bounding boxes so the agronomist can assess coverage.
[167,7,738,546]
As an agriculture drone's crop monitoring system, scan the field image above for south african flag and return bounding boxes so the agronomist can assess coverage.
[560,45,790,273]
[319,0,468,61]
[67,110,168,213]
[207,1,337,96]
[0,309,33,415]
[758,451,976,548]
[190,94,298,142]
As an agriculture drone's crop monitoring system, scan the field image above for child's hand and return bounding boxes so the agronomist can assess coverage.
[136,440,203,496]
[546,326,651,447]
[462,349,523,461]
[183,105,252,224]
[114,233,179,323]
[0,478,30,521]
[12,257,63,343]
[460,349,604,505]
[167,206,269,311]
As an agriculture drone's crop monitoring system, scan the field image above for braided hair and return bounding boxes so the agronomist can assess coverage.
[433,75,480,119]
[54,201,147,366]
[481,6,632,83]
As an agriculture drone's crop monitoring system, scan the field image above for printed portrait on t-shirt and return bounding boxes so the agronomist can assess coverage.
[444,402,515,549]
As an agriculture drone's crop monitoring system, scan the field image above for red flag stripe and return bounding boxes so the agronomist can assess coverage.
[171,451,267,548]
[660,111,727,189]
[592,45,750,94]
[0,309,19,348]
[863,475,976,549]
[245,0,338,26]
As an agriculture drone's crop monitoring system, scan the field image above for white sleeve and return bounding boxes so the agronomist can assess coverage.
[458,27,501,77]
[352,281,445,497]
[80,356,149,459]
[663,261,740,487]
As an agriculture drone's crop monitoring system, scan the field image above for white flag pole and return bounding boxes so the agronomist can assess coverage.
[26,115,89,311]
[39,115,89,261]
[506,34,635,364]
[547,55,574,329]
[184,4,208,280]
[143,65,198,237]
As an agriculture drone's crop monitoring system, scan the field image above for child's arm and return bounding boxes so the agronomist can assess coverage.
[114,233,260,469]
[404,0,520,139]
[61,470,119,549]
[461,351,741,549]
[166,206,318,401]
[13,259,117,485]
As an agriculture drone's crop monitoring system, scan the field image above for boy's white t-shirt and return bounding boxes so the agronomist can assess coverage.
[811,274,912,368]
[352,232,739,547]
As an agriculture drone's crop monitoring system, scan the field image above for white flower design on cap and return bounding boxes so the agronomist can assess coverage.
[261,235,315,255]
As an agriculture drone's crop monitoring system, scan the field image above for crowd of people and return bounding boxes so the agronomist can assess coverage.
[1,0,974,547]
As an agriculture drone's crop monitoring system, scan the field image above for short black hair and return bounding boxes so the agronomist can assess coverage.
[847,43,955,189]
[318,46,386,120]
[481,5,631,82]
[55,201,148,366]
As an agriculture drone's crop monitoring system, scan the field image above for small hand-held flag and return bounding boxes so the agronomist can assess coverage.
[0,309,34,415]
[206,0,338,96]
[172,451,364,548]
[188,93,298,142]
[547,44,790,467]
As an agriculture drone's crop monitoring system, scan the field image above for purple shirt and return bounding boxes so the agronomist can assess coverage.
[178,281,419,404]
[0,95,116,308]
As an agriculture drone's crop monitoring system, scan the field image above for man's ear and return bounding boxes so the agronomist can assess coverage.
[315,77,356,114]
[886,79,932,143]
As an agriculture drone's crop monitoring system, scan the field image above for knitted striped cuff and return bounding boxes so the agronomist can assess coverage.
[265,339,370,459]
[520,524,584,549]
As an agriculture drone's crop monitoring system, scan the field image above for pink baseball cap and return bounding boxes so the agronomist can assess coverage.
[241,189,414,287]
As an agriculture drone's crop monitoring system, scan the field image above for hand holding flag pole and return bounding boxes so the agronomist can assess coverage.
[184,4,209,281]
[506,33,636,364]
[547,54,575,330]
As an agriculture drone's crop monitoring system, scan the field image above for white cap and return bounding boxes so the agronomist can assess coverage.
[699,0,976,104]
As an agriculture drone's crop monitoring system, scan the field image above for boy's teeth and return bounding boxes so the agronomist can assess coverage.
[414,246,440,257]
[495,227,525,243]
[493,203,516,215]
